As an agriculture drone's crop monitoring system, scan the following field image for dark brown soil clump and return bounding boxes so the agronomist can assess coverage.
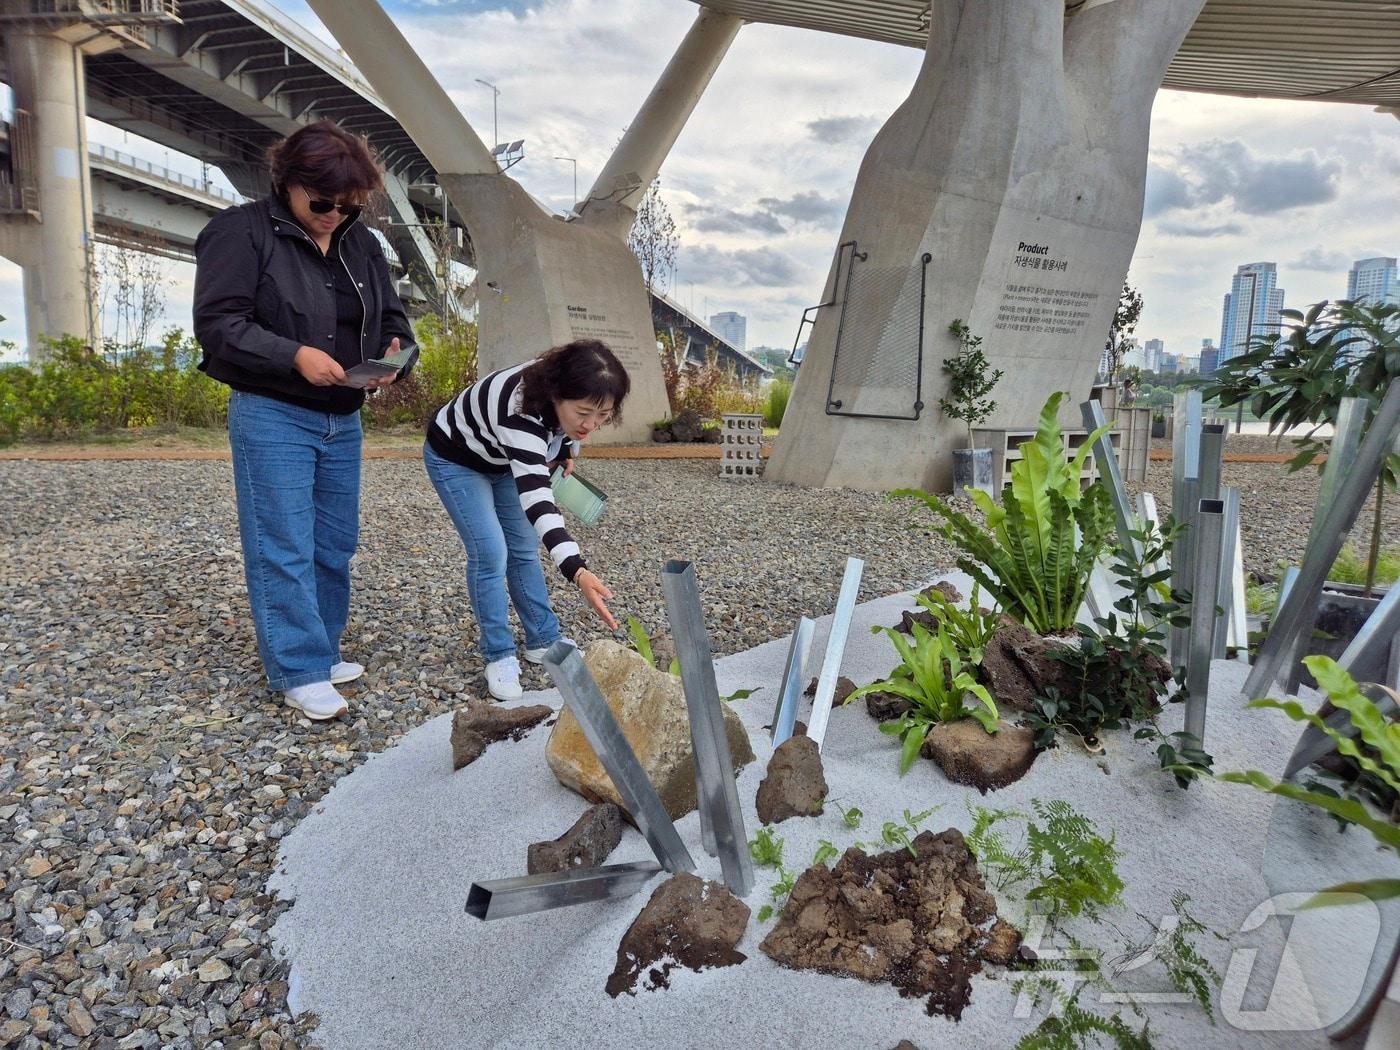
[759,828,1019,1020]
[450,700,553,769]
[606,873,749,997]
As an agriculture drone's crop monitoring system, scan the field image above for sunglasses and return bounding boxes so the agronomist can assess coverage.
[300,186,364,219]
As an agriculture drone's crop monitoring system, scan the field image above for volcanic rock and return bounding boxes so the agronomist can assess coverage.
[804,676,857,704]
[978,620,1075,712]
[755,735,828,824]
[606,873,749,997]
[451,699,553,770]
[546,640,754,819]
[526,803,625,874]
[669,408,705,443]
[921,718,1037,793]
[760,828,1013,1020]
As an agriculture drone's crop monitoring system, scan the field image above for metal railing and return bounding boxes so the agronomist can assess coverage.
[89,143,242,205]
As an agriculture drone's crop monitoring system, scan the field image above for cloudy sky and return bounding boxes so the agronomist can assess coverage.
[2,0,1397,362]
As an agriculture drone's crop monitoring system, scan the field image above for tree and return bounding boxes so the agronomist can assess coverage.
[628,177,678,299]
[1104,282,1144,384]
[1204,299,1400,595]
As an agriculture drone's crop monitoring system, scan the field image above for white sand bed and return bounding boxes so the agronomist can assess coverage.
[269,576,1391,1049]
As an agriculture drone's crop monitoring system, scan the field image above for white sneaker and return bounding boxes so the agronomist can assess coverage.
[330,660,364,685]
[485,656,523,701]
[284,681,349,721]
[523,638,574,665]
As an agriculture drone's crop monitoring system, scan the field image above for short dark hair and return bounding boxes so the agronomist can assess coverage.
[520,340,631,425]
[267,120,383,200]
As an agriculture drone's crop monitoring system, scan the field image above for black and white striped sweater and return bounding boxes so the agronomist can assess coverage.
[425,363,584,581]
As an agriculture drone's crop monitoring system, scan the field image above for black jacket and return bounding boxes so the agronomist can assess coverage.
[193,196,415,404]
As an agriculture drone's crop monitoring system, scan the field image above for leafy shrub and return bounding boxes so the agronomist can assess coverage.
[1330,543,1400,587]
[763,378,791,429]
[1218,656,1400,903]
[916,581,999,666]
[1027,521,1183,749]
[896,392,1115,633]
[938,319,1002,449]
[847,622,999,774]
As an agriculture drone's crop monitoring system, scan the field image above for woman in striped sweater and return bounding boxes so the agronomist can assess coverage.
[423,340,628,700]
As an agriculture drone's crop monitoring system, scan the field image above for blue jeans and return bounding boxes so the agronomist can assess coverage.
[228,391,362,689]
[423,442,562,662]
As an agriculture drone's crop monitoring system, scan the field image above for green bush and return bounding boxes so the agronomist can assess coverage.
[763,378,791,429]
[1330,543,1400,587]
[896,392,1115,633]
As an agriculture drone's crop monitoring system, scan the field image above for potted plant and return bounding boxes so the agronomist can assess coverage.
[1205,298,1400,678]
[1150,411,1167,439]
[938,320,1003,496]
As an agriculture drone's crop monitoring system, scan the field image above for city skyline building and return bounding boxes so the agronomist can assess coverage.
[1143,337,1164,372]
[1218,262,1284,364]
[709,310,747,350]
[1346,256,1398,305]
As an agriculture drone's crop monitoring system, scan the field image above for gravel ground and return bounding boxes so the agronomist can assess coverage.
[1,448,1396,1048]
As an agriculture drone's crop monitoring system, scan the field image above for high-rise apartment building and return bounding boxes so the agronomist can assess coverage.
[1346,257,1398,305]
[709,310,747,351]
[1219,262,1284,364]
[1143,338,1164,372]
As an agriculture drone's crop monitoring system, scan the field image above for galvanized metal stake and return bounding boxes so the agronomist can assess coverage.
[464,861,663,921]
[1081,399,1138,558]
[1213,486,1242,660]
[542,642,695,875]
[1184,499,1227,748]
[771,617,814,746]
[1243,380,1400,699]
[660,561,754,897]
[807,557,864,751]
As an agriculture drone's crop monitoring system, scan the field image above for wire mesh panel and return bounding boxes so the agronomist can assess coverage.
[826,250,929,421]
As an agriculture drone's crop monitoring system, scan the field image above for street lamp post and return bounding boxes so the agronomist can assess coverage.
[554,156,577,209]
[475,78,500,150]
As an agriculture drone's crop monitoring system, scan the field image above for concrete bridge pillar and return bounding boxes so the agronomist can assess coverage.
[1,27,99,358]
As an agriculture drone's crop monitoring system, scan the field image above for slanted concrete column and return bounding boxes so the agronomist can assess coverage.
[768,0,1206,492]
[2,29,98,357]
[575,8,743,237]
[306,0,740,443]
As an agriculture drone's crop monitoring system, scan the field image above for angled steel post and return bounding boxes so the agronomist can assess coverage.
[660,561,754,897]
[807,557,865,751]
[465,861,663,921]
[1184,499,1227,747]
[1197,424,1226,503]
[771,617,815,746]
[542,643,695,874]
[1170,391,1203,666]
[1213,486,1242,659]
[1243,380,1400,699]
[1081,399,1138,558]
[1282,397,1369,691]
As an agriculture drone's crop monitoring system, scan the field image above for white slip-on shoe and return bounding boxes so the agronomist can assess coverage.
[523,638,574,665]
[485,656,524,701]
[330,660,365,685]
[284,681,349,721]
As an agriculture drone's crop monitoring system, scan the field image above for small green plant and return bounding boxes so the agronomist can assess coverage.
[748,827,785,868]
[896,392,1115,634]
[877,806,941,858]
[1013,977,1156,1050]
[763,377,791,429]
[914,581,999,665]
[1218,656,1400,904]
[847,622,999,774]
[1330,542,1400,587]
[966,800,1125,920]
[721,687,758,702]
[624,615,681,675]
[1244,581,1278,616]
[812,840,840,867]
[1111,893,1223,1023]
[832,801,864,829]
[938,319,1004,449]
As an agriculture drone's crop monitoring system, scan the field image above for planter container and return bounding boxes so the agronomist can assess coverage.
[952,447,994,497]
[1293,582,1392,688]
[1151,418,1167,438]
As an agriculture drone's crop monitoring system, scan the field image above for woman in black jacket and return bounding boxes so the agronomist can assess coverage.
[193,120,414,721]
